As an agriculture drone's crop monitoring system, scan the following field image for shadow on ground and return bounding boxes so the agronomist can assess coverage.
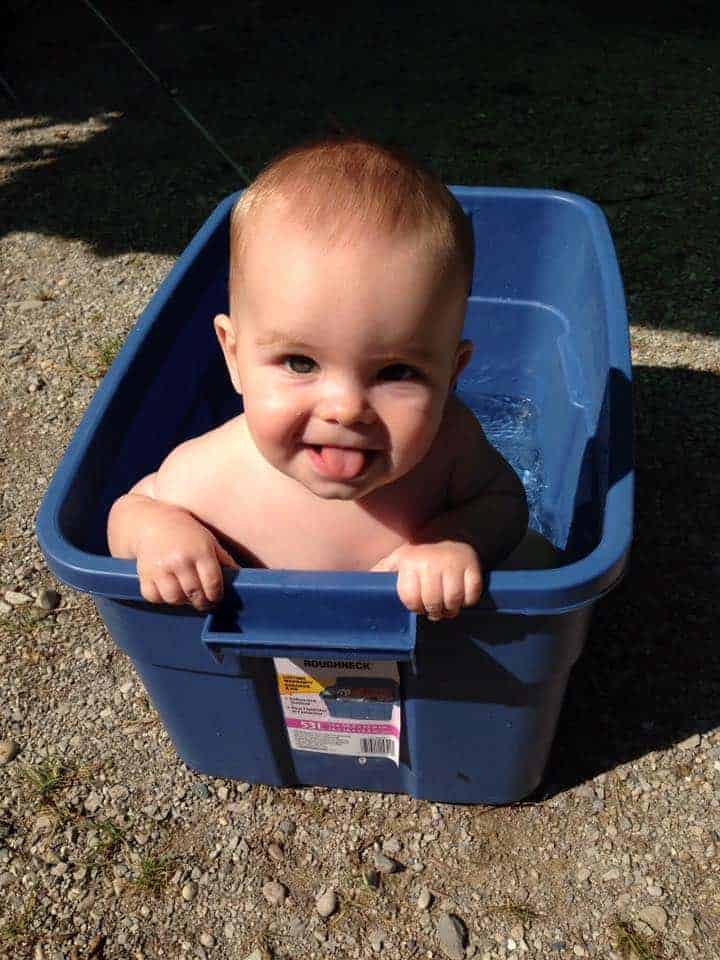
[1,0,719,334]
[544,363,719,795]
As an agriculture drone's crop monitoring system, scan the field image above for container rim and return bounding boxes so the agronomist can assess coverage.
[36,187,633,617]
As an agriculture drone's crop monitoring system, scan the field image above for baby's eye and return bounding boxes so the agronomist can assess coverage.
[285,355,317,374]
[378,363,420,382]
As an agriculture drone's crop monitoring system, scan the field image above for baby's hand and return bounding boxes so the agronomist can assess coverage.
[135,506,239,612]
[371,541,483,620]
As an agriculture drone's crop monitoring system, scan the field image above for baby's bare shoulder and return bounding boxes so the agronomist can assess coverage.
[441,396,511,503]
[154,416,245,504]
[441,395,491,454]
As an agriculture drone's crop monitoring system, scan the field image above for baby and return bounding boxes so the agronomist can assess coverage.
[108,136,533,621]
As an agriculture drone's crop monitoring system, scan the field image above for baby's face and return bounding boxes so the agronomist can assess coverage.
[216,211,472,502]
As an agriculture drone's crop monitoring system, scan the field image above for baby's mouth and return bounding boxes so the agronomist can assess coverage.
[305,444,376,481]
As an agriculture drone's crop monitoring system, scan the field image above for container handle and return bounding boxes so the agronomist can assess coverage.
[200,570,417,661]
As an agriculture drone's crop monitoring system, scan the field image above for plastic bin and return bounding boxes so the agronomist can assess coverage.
[36,187,633,804]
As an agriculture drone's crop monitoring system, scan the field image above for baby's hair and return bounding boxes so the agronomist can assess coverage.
[229,136,475,311]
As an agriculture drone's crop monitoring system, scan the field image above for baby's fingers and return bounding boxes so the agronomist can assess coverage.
[463,565,483,608]
[175,564,214,611]
[419,568,446,622]
[195,555,226,607]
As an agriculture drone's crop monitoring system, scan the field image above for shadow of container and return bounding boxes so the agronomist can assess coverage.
[36,187,633,804]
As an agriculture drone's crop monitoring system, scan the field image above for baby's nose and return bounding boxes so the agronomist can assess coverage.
[317,380,376,426]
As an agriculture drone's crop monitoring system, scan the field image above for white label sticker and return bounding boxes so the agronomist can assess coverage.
[273,657,401,765]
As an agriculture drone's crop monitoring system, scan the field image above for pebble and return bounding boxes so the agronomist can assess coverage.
[199,933,215,948]
[363,868,380,888]
[676,913,696,936]
[267,842,284,862]
[368,928,385,953]
[84,792,102,813]
[436,913,466,960]
[278,819,296,836]
[28,606,52,621]
[262,881,287,906]
[4,590,32,605]
[316,889,338,918]
[638,905,668,932]
[182,881,199,901]
[237,782,252,794]
[193,784,210,799]
[373,851,399,874]
[36,587,61,610]
[0,741,20,765]
[417,888,432,910]
[243,952,271,960]
[0,601,12,615]
[679,733,701,750]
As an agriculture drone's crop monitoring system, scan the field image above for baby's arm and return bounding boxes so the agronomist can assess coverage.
[373,402,528,619]
[107,448,239,611]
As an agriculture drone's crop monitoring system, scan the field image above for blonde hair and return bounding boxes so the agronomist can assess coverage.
[229,136,474,311]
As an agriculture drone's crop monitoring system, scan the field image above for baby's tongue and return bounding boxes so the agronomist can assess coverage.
[319,445,366,480]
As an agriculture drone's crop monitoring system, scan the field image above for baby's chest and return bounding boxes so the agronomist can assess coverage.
[198,476,443,572]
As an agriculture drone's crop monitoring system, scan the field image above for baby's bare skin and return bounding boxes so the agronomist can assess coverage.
[135,398,485,572]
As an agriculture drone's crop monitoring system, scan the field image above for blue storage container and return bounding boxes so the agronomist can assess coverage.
[36,188,633,804]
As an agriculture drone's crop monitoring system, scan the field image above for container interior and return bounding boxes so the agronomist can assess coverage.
[58,191,620,567]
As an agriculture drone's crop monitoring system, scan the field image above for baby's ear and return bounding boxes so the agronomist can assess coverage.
[451,338,473,388]
[214,314,242,394]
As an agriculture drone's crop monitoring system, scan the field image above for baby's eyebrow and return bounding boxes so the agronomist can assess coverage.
[254,331,316,350]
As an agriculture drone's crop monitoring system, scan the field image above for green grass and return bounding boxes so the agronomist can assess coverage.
[611,920,663,960]
[96,334,125,374]
[131,854,175,896]
[488,901,543,923]
[0,886,38,947]
[21,758,72,802]
[86,819,128,866]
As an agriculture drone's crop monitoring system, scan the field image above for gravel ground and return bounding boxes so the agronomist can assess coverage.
[1,3,719,959]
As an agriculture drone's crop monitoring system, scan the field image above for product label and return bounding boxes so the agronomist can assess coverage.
[273,657,401,764]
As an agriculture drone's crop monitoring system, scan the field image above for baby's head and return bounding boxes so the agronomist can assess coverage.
[215,136,476,501]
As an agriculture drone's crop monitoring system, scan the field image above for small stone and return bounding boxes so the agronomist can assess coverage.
[638,905,668,932]
[199,933,215,948]
[27,606,52,621]
[676,913,696,937]
[316,889,338,918]
[193,783,210,799]
[84,792,102,813]
[4,590,32,605]
[262,881,287,906]
[182,881,199,901]
[37,588,60,610]
[374,851,399,874]
[573,948,587,957]
[267,842,284,862]
[243,952,271,960]
[217,786,228,801]
[278,819,296,836]
[602,868,620,881]
[363,868,380,888]
[417,888,432,911]
[576,867,591,883]
[679,733,701,750]
[0,601,12,615]
[507,939,517,952]
[383,837,402,854]
[436,913,466,960]
[237,782,252,794]
[368,928,385,953]
[648,884,663,897]
[0,741,20,765]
